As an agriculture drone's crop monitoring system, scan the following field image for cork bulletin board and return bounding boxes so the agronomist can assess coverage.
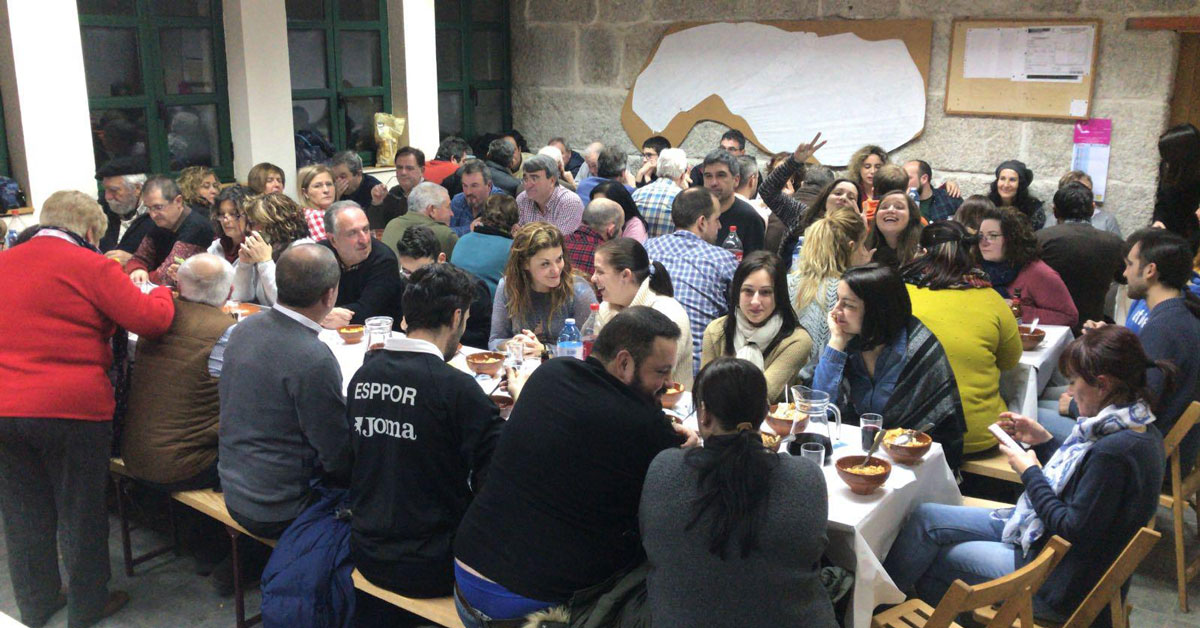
[946,18,1101,120]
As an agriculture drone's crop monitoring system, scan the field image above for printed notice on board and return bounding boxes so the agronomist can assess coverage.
[1071,118,1111,202]
[963,25,1094,82]
[1018,25,1094,82]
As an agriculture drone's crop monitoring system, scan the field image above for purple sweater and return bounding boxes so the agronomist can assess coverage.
[1010,260,1078,328]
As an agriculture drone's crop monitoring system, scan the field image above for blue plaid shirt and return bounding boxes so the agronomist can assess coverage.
[644,230,738,374]
[631,178,682,238]
[451,185,505,236]
[920,187,963,223]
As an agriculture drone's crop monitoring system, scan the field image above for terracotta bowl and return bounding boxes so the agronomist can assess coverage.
[490,393,514,419]
[765,403,810,437]
[835,455,892,495]
[466,352,505,377]
[660,382,685,408]
[1018,325,1046,351]
[759,432,783,453]
[337,325,364,344]
[882,429,933,465]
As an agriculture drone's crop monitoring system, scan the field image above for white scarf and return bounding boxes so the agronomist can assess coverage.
[999,400,1155,556]
[733,310,782,371]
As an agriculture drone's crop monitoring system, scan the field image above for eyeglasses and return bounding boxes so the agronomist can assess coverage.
[146,203,172,213]
[981,232,1004,242]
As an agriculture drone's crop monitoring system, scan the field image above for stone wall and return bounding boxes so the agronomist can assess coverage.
[510,0,1200,232]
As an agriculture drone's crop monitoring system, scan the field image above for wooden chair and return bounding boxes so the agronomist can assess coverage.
[871,536,1070,628]
[1160,401,1200,611]
[972,527,1161,628]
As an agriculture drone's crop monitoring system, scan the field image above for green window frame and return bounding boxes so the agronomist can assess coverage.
[78,0,234,180]
[436,0,512,140]
[287,0,390,164]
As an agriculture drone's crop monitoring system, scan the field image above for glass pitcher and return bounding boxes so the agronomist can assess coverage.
[790,385,842,443]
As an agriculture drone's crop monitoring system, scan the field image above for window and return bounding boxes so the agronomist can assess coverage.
[78,0,234,179]
[436,0,511,141]
[287,0,390,165]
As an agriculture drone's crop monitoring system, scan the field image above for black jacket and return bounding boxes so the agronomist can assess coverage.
[100,204,155,254]
[454,356,685,603]
[319,239,404,324]
[347,343,504,597]
[486,160,520,197]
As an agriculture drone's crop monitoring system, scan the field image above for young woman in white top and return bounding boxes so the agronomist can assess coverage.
[592,237,693,389]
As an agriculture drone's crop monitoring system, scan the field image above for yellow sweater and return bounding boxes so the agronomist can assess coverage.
[701,318,813,402]
[907,285,1022,454]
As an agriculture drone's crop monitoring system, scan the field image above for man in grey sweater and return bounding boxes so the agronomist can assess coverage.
[218,244,352,539]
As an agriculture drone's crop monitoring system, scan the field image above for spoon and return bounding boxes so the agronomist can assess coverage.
[1026,317,1041,335]
[894,421,936,446]
[853,428,886,470]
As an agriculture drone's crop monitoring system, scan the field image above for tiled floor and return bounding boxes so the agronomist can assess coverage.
[1,505,1199,627]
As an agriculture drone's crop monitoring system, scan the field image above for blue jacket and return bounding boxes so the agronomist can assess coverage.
[261,487,355,628]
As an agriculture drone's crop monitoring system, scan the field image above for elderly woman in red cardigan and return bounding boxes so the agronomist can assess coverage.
[976,206,1079,327]
[0,191,174,627]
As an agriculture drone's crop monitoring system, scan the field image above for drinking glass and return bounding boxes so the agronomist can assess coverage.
[364,316,393,351]
[505,338,525,370]
[800,442,825,466]
[860,414,883,451]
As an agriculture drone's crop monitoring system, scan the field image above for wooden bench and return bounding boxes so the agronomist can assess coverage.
[961,450,1021,484]
[109,458,460,628]
[962,496,1013,509]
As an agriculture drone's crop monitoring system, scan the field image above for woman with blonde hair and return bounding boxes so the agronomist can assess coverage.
[297,164,336,240]
[789,207,871,374]
[247,162,286,195]
[489,221,597,354]
[177,165,219,217]
[231,192,314,305]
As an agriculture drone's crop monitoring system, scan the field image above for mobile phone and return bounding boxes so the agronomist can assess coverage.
[988,423,1025,451]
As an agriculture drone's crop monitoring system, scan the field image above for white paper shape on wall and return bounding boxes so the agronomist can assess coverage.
[628,22,926,166]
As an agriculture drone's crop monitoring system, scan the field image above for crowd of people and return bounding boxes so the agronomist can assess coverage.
[2,123,1200,628]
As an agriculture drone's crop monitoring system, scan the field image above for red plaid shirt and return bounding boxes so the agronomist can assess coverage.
[304,208,327,241]
[564,224,605,277]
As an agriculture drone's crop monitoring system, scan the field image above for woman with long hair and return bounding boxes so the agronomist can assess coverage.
[812,264,966,469]
[178,165,219,217]
[776,177,862,268]
[1151,123,1200,250]
[702,251,811,401]
[789,207,870,375]
[640,357,836,627]
[297,164,336,240]
[987,159,1046,230]
[231,192,314,305]
[592,238,693,388]
[976,206,1077,327]
[489,222,597,353]
[591,179,649,242]
[845,144,887,203]
[247,162,286,195]
[902,221,1022,454]
[865,188,923,266]
[207,184,250,264]
[884,325,1168,625]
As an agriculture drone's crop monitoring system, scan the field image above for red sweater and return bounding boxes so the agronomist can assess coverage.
[0,236,175,421]
[424,160,459,185]
[1011,259,1079,328]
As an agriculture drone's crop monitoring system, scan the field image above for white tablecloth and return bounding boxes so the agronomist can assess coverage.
[677,401,961,628]
[1000,325,1074,417]
[319,329,503,396]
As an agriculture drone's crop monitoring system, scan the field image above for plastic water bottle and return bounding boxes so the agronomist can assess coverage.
[580,303,600,359]
[556,318,584,360]
[722,225,743,261]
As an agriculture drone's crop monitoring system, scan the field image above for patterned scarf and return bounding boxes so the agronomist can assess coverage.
[999,401,1155,555]
[904,266,993,290]
[980,260,1019,299]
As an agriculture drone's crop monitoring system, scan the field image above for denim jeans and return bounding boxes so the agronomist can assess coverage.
[1037,408,1077,443]
[883,503,1025,604]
